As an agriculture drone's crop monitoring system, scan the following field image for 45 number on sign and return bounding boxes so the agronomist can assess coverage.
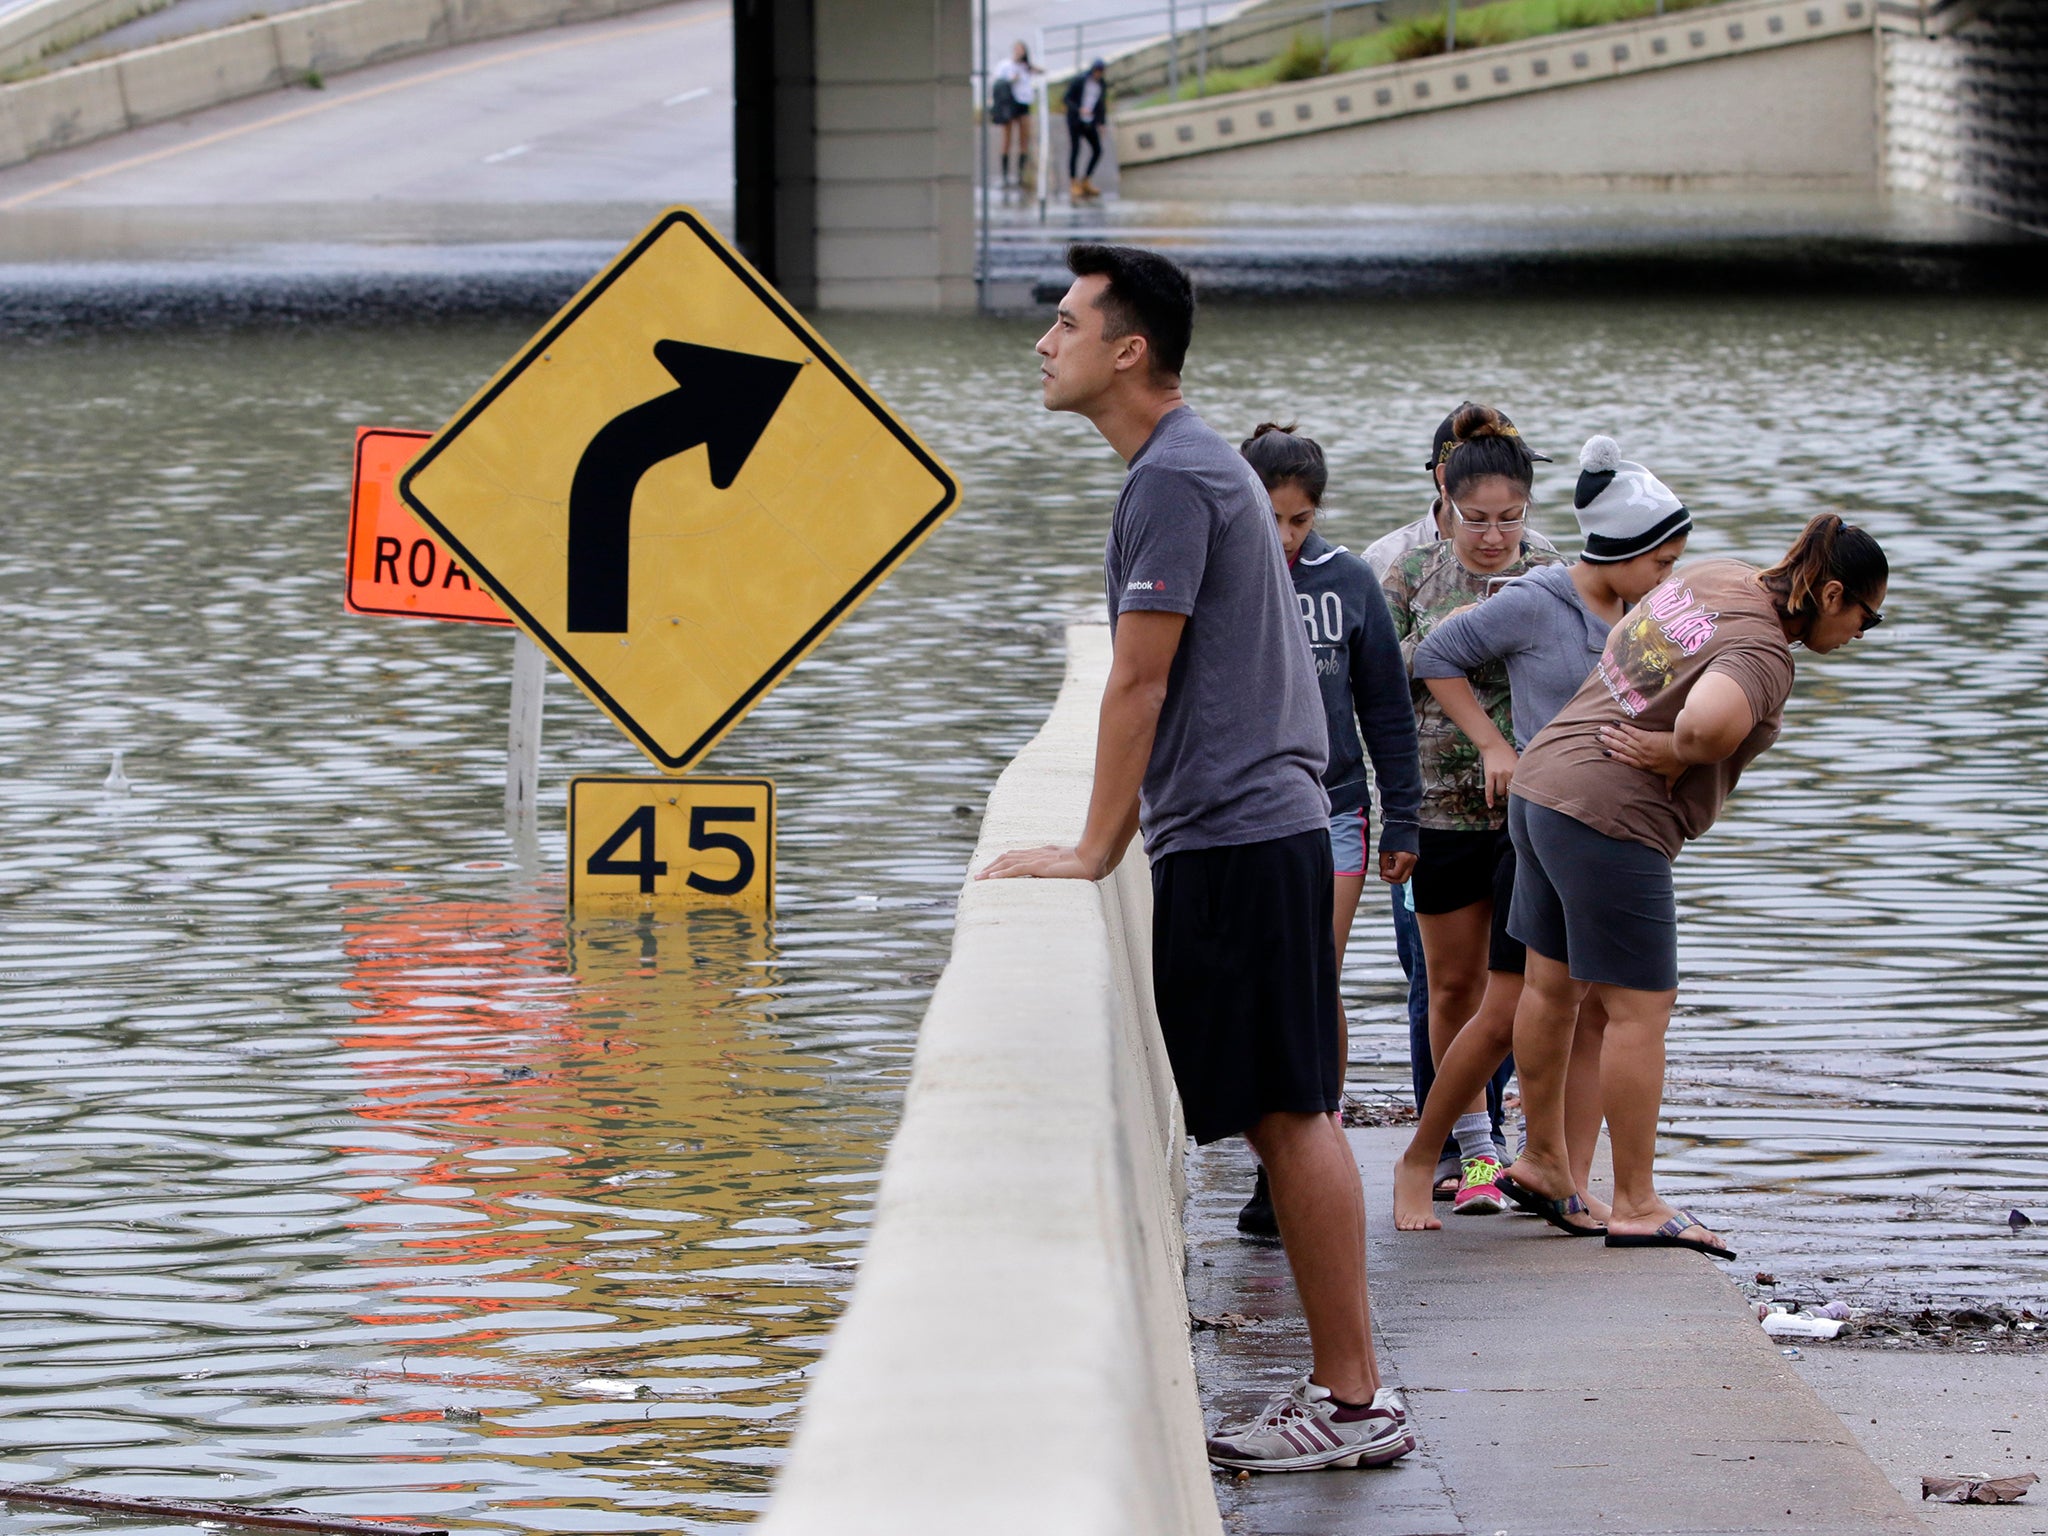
[569,778,774,911]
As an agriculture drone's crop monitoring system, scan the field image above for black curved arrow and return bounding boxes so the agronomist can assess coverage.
[567,339,802,633]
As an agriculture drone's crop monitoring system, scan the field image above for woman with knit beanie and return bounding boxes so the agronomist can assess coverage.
[1390,435,1692,1232]
[1494,501,1888,1258]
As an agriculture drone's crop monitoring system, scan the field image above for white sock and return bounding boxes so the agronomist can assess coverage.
[1453,1112,1495,1164]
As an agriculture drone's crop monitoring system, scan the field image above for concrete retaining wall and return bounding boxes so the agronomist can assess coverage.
[1122,28,1879,197]
[755,624,1222,1536]
[0,0,683,170]
[1883,5,2048,232]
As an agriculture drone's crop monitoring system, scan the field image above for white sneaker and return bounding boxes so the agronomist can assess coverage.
[1206,1377,1415,1472]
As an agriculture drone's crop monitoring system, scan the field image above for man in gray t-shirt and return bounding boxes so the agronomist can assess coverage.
[1103,405,1329,859]
[980,243,1413,1475]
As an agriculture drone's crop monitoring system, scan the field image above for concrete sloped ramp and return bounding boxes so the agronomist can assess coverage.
[1115,0,1884,196]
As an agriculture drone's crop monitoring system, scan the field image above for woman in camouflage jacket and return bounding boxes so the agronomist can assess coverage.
[1380,404,1562,1213]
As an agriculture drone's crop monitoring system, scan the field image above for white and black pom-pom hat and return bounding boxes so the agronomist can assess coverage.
[1573,436,1693,563]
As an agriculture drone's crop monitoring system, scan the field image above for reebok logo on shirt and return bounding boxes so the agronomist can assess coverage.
[1128,579,1165,592]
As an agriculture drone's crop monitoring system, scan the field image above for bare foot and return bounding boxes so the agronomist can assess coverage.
[1393,1149,1443,1231]
[1582,1191,1614,1225]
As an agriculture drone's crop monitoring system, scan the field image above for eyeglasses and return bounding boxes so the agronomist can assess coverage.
[1855,599,1884,632]
[1447,496,1527,535]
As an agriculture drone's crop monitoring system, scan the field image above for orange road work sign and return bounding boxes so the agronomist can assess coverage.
[346,427,513,626]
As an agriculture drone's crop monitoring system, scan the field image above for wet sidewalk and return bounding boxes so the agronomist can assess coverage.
[983,189,2048,305]
[1186,1128,1928,1536]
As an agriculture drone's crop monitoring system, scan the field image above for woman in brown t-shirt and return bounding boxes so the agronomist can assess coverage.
[1496,513,1889,1260]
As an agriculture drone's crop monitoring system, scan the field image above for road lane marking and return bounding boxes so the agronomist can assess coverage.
[482,143,533,162]
[662,86,711,105]
[0,5,720,211]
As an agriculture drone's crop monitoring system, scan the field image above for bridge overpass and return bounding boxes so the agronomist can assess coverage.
[0,0,2037,310]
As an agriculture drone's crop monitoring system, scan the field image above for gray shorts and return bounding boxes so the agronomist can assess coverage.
[1506,795,1678,993]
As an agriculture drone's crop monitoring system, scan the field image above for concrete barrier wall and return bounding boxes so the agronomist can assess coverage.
[755,624,1223,1536]
[0,0,685,171]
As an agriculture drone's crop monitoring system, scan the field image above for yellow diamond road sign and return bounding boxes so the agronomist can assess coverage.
[399,206,960,772]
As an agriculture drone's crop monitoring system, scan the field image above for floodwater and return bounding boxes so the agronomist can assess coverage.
[0,293,2042,1531]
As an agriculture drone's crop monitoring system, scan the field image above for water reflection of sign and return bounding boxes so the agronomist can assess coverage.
[397,207,959,773]
[569,776,774,912]
[345,428,513,627]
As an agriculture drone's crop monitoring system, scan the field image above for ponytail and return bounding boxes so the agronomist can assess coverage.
[1442,402,1536,500]
[1759,513,1888,626]
[1239,421,1328,506]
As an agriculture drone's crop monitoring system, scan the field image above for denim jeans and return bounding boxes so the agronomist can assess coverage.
[1392,881,1511,1156]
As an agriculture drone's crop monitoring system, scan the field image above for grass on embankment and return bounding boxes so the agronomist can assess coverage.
[1134,0,1725,106]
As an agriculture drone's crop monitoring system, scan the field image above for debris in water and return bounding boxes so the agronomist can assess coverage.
[568,1378,652,1399]
[1190,1311,1255,1332]
[1340,1095,1416,1128]
[442,1407,483,1423]
[103,751,130,794]
[0,1482,445,1535]
[2009,1209,2034,1232]
[1754,1271,1777,1286]
[1922,1473,2038,1504]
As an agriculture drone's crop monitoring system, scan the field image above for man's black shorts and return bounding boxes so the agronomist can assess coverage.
[1149,827,1342,1145]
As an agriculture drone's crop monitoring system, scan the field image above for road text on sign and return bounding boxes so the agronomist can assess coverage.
[397,206,959,772]
[346,428,513,627]
[568,777,775,911]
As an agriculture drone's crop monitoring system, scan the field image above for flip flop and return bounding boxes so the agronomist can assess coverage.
[1496,1173,1606,1238]
[1604,1209,1738,1262]
[1433,1153,1459,1203]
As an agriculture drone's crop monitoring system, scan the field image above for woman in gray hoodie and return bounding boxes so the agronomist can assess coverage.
[1392,436,1692,1233]
[1232,423,1425,1238]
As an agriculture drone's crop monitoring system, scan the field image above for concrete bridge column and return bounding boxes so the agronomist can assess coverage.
[1882,4,2048,234]
[734,0,975,309]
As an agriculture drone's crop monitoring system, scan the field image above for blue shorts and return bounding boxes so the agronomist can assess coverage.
[1328,806,1368,877]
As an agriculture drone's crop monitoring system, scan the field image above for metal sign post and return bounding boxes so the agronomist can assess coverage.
[977,0,990,312]
[505,631,546,826]
[1167,0,1179,97]
[1036,66,1052,222]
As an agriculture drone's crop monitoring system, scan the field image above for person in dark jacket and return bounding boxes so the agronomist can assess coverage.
[1235,423,1423,1237]
[1064,60,1109,201]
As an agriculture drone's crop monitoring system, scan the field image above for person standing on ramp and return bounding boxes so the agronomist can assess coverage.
[979,242,1414,1474]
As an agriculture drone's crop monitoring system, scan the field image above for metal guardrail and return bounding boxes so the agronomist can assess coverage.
[1116,0,1875,166]
[1043,0,1394,98]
